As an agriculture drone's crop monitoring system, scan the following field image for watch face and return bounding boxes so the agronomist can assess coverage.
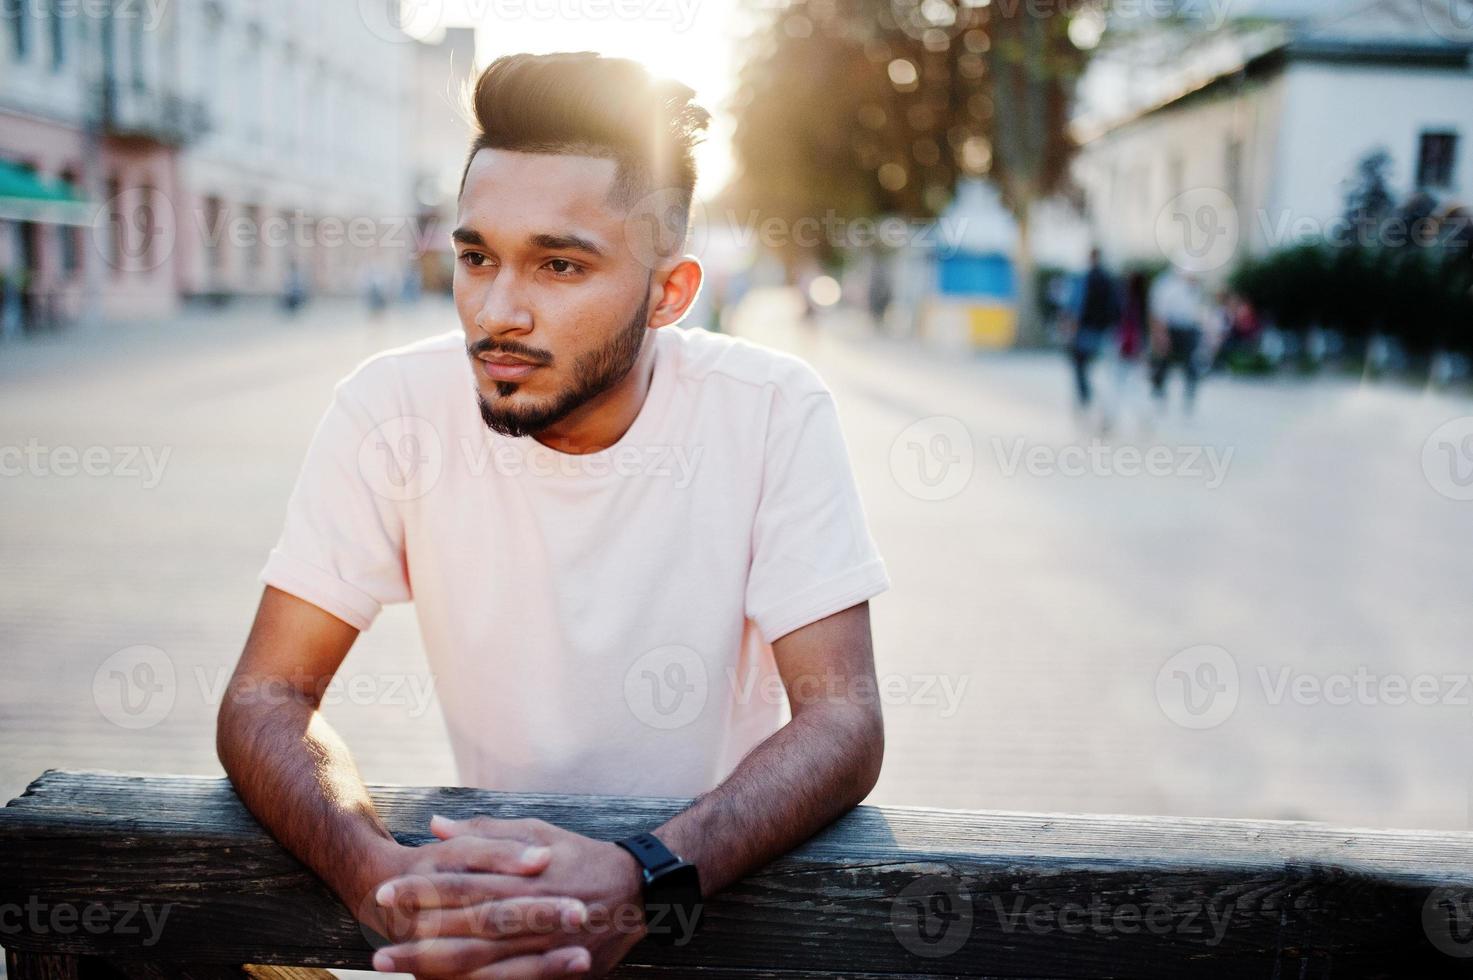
[646,863,703,947]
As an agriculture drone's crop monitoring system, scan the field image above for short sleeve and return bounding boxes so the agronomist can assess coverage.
[259,383,411,630]
[745,379,890,643]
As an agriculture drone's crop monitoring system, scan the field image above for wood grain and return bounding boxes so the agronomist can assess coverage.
[3,770,1473,978]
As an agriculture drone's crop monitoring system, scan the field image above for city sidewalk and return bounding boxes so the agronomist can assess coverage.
[2,294,1472,834]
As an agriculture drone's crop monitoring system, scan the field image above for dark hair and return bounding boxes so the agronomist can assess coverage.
[461,51,709,254]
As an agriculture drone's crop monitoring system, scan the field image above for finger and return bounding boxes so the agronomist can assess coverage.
[373,936,583,978]
[378,872,554,914]
[431,815,553,844]
[399,896,588,943]
[462,946,591,980]
[422,835,554,876]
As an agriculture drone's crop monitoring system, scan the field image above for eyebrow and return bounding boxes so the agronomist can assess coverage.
[450,227,607,259]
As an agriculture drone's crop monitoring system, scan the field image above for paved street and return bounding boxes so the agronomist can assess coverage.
[2,292,1472,832]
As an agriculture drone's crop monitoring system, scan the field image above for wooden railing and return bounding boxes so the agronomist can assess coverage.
[2,770,1472,978]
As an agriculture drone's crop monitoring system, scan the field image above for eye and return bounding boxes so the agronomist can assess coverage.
[459,251,490,268]
[545,258,584,278]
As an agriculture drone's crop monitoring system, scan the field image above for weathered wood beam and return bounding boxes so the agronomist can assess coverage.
[3,770,1472,978]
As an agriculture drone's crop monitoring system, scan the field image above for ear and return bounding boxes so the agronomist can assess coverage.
[647,256,704,329]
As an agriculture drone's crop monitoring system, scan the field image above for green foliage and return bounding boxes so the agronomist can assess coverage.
[729,0,1092,272]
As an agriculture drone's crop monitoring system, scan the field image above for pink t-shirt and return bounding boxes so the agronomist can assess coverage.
[260,324,890,797]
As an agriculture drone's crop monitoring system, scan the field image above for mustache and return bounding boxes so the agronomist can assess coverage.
[466,337,553,366]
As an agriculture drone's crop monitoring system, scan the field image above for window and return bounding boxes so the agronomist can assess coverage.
[105,176,123,276]
[9,1,29,59]
[1417,131,1459,190]
[58,169,81,276]
[1225,137,1243,203]
[48,0,63,69]
[139,183,158,268]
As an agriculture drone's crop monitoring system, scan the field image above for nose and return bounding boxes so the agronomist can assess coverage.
[473,269,534,339]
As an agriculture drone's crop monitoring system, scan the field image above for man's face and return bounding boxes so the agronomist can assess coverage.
[453,147,654,439]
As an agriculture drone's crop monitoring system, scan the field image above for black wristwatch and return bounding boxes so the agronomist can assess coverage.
[614,832,703,946]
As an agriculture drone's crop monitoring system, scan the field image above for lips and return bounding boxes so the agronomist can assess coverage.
[478,355,541,383]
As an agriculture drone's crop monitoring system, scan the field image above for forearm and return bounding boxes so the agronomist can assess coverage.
[217,688,404,915]
[654,704,882,896]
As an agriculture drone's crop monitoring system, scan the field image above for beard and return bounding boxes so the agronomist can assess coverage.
[472,285,652,440]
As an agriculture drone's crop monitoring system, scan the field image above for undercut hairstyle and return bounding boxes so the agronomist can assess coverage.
[461,51,709,257]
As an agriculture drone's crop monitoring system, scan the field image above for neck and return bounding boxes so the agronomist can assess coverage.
[533,339,658,455]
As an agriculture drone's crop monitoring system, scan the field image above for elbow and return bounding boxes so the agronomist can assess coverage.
[846,703,885,806]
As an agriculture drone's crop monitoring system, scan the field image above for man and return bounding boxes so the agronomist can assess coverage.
[215,52,890,979]
[1061,247,1121,418]
[1148,262,1209,414]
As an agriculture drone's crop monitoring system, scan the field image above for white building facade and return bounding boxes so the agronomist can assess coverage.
[1073,0,1473,279]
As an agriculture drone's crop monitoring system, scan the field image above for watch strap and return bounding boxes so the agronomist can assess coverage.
[615,832,683,876]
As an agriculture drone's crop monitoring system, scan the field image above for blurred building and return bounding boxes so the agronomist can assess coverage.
[409,26,477,294]
[0,1,423,326]
[1074,0,1473,277]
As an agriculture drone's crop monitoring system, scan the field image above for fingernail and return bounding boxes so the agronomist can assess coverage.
[560,948,591,972]
[563,900,588,927]
[522,845,551,865]
[372,951,394,971]
[375,883,395,906]
[430,813,453,828]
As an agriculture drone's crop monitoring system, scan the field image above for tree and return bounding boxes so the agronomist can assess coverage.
[730,0,1090,339]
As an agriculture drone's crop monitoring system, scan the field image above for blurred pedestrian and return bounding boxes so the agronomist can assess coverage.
[1061,248,1121,421]
[282,259,308,316]
[1148,265,1209,414]
[1211,292,1262,372]
[362,263,389,318]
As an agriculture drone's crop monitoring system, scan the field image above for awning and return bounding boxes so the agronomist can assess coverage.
[0,160,94,226]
